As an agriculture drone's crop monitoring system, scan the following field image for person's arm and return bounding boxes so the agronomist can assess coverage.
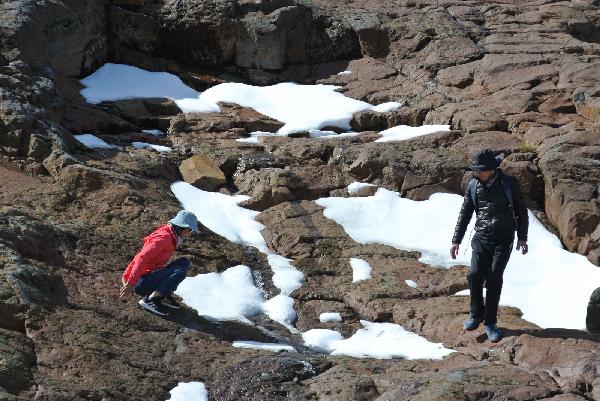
[452,187,475,245]
[511,177,529,252]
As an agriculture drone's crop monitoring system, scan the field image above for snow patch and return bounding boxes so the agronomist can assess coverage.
[166,382,208,401]
[319,312,342,323]
[372,101,403,113]
[232,341,296,353]
[303,321,454,360]
[74,134,118,149]
[175,265,265,324]
[142,129,165,137]
[350,258,372,282]
[405,279,418,288]
[131,142,172,152]
[171,182,268,252]
[347,182,376,195]
[267,254,305,295]
[375,124,451,142]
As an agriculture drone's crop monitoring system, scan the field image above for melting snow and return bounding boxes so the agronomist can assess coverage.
[405,279,418,288]
[232,341,296,353]
[131,142,172,152]
[166,382,208,401]
[302,321,454,360]
[319,312,342,323]
[375,124,451,142]
[350,258,372,282]
[74,134,117,149]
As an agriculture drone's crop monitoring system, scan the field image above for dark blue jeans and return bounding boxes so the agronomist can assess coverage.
[469,235,514,325]
[134,258,190,298]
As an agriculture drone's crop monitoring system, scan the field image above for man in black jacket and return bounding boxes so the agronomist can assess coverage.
[450,149,529,342]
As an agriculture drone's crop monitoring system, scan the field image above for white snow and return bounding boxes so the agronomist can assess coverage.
[350,258,372,282]
[131,141,172,152]
[302,329,344,353]
[375,124,451,142]
[236,131,278,143]
[303,321,454,360]
[372,101,403,113]
[171,182,268,252]
[316,187,600,329]
[405,279,418,288]
[171,182,304,328]
[347,181,376,195]
[317,189,472,268]
[199,82,373,136]
[319,312,343,323]
[166,382,208,401]
[74,134,117,149]
[175,265,265,324]
[81,64,447,140]
[232,341,296,353]
[262,294,297,327]
[337,70,352,75]
[267,254,305,295]
[142,129,165,137]
[79,63,219,112]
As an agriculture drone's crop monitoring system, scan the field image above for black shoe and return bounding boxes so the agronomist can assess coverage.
[162,295,181,309]
[138,296,168,316]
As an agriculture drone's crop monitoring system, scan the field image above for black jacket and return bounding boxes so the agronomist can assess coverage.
[452,170,528,244]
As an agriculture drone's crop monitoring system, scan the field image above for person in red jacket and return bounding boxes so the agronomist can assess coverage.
[120,210,199,316]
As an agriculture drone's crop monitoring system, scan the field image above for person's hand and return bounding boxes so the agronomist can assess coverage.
[516,240,528,255]
[119,282,134,298]
[450,243,460,260]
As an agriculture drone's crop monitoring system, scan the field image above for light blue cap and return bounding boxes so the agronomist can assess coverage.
[169,210,199,233]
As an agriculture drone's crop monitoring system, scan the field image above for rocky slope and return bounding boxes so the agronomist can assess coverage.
[1,0,600,400]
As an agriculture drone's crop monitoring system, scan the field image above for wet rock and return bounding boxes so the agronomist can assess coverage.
[179,154,226,191]
[211,355,332,401]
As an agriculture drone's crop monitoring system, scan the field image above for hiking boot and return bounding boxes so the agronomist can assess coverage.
[463,317,483,331]
[485,324,503,343]
[161,295,181,309]
[138,296,168,316]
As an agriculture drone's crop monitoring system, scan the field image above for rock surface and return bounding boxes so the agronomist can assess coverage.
[1,0,600,400]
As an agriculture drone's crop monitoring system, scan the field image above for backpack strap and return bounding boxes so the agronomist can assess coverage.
[469,178,478,212]
[500,171,514,210]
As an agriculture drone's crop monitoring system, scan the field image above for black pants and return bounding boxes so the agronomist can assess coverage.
[469,234,514,325]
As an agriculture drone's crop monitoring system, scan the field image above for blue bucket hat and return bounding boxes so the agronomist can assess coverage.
[169,210,199,233]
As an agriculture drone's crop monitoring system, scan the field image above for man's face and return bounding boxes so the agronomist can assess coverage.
[475,170,494,181]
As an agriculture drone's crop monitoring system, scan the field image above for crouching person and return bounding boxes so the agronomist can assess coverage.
[119,210,199,316]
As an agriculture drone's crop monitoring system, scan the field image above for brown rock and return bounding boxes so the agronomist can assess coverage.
[179,155,226,190]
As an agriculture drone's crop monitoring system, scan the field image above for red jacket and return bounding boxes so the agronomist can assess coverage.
[122,224,178,285]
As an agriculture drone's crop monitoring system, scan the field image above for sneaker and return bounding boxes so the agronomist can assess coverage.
[138,296,168,316]
[463,317,483,331]
[485,324,503,343]
[161,295,181,309]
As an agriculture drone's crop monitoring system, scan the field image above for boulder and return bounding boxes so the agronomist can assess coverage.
[573,87,600,127]
[179,154,226,191]
[587,287,600,333]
